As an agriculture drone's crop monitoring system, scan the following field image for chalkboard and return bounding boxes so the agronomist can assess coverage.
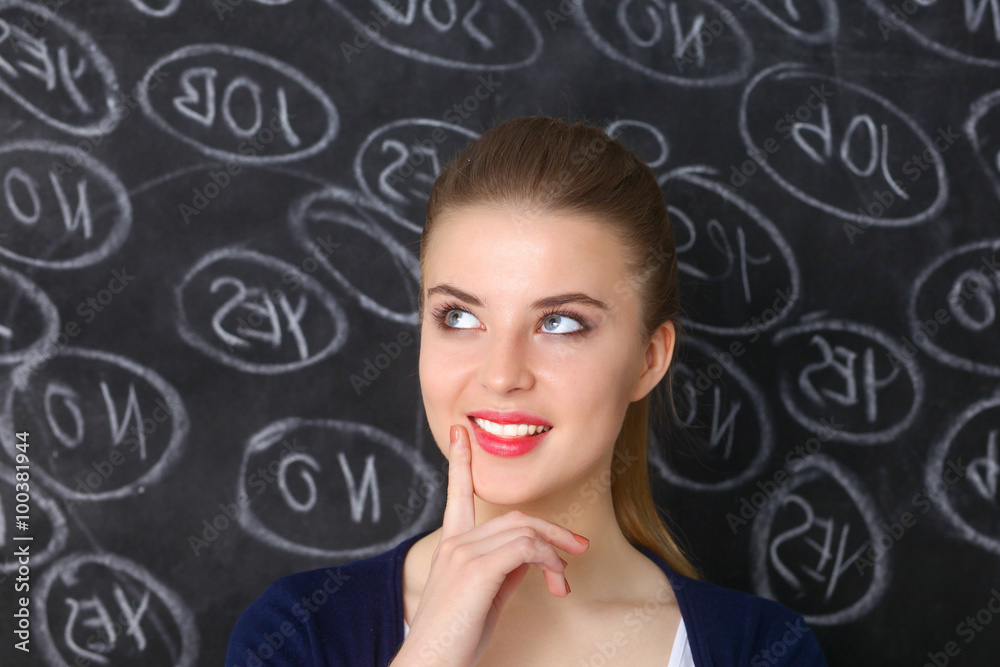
[0,1,998,665]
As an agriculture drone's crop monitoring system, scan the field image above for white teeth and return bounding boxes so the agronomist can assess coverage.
[473,417,552,437]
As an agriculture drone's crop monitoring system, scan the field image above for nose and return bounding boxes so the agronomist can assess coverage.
[477,326,535,394]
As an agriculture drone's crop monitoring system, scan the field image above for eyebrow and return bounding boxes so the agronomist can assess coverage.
[425,284,610,311]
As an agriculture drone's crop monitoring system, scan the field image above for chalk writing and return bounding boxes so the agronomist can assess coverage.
[236,417,442,558]
[750,454,889,625]
[773,318,923,444]
[175,246,349,374]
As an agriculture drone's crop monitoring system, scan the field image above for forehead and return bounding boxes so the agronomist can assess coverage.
[422,206,634,306]
[424,205,631,278]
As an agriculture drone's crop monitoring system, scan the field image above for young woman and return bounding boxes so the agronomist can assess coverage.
[226,116,828,666]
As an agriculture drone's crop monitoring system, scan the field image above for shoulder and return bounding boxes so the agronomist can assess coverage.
[226,535,422,667]
[669,573,828,666]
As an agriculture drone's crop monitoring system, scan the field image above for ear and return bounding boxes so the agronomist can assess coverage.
[629,321,676,402]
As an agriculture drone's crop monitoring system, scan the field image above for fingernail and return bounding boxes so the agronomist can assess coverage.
[565,578,571,594]
[573,533,589,545]
[559,557,568,568]
[450,426,458,444]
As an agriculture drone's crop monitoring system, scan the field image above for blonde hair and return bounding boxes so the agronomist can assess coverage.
[418,115,700,579]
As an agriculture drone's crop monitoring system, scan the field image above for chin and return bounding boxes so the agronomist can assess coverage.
[470,466,541,507]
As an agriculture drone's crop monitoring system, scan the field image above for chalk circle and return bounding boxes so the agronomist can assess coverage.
[321,0,542,70]
[0,262,59,366]
[34,551,199,666]
[966,90,1000,203]
[288,186,421,325]
[658,166,801,336]
[750,454,890,625]
[175,246,349,374]
[0,140,133,269]
[1,347,190,502]
[0,0,124,136]
[125,0,181,17]
[605,119,669,168]
[575,0,754,87]
[236,417,443,559]
[353,118,478,216]
[0,467,68,573]
[773,317,924,445]
[739,62,948,226]
[926,394,1000,556]
[137,43,339,164]
[647,335,773,492]
[860,0,1000,69]
[907,238,1000,377]
[740,0,839,44]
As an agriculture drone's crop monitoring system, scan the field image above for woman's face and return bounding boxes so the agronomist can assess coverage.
[418,205,672,508]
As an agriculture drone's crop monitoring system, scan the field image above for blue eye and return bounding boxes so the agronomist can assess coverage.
[440,308,478,329]
[430,301,589,336]
[541,313,583,334]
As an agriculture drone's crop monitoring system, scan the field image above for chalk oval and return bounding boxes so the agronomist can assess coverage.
[288,186,421,325]
[1,347,190,501]
[772,317,924,444]
[575,0,753,87]
[965,91,1000,204]
[740,0,839,44]
[907,238,1000,377]
[659,166,801,336]
[0,262,59,365]
[0,140,132,269]
[35,551,199,666]
[322,0,542,70]
[926,394,1000,556]
[236,417,443,559]
[138,43,339,164]
[354,118,478,218]
[739,62,948,226]
[605,118,670,168]
[861,0,1000,69]
[648,335,773,491]
[0,0,123,136]
[750,454,889,625]
[0,466,68,573]
[175,246,349,374]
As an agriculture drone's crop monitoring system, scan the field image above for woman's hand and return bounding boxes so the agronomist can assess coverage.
[391,423,590,666]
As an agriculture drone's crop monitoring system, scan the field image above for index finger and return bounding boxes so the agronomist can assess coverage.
[441,423,476,539]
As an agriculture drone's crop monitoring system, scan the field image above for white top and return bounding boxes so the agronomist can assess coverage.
[403,617,695,665]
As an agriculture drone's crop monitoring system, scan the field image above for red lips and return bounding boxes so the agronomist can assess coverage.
[468,415,551,457]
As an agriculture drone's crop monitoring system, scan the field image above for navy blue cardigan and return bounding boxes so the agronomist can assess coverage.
[226,529,828,666]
